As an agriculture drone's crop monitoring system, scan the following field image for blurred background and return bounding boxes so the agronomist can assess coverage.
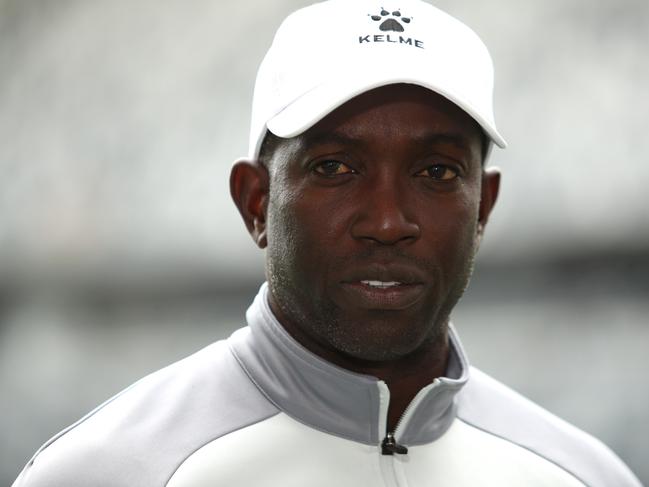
[1,0,647,484]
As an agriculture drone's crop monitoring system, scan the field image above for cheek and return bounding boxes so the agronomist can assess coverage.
[456,190,481,236]
[453,191,481,245]
[269,182,351,248]
[266,188,300,258]
[265,187,334,276]
[265,187,353,305]
[420,188,481,259]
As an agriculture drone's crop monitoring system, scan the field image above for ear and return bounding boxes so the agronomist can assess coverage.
[230,158,269,249]
[477,167,501,239]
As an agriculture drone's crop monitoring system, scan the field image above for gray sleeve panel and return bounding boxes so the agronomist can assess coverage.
[456,366,642,487]
[13,337,280,487]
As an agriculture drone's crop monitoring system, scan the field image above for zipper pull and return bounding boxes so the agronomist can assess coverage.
[381,432,408,455]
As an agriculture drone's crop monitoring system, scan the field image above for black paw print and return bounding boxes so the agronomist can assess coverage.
[370,9,411,32]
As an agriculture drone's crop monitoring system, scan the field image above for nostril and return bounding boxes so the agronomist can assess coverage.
[351,205,420,245]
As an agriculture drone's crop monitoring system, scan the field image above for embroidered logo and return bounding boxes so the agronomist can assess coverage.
[370,8,411,32]
[358,7,424,49]
[359,7,423,49]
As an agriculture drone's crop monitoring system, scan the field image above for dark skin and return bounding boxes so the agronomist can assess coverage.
[231,84,500,432]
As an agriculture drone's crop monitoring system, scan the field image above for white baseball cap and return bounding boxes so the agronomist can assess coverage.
[249,0,507,159]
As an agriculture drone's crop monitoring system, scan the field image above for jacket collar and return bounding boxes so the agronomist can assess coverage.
[229,283,470,446]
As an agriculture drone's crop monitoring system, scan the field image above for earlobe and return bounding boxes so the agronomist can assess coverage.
[477,167,501,238]
[230,158,270,249]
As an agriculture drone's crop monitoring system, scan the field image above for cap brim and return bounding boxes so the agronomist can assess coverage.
[267,73,507,149]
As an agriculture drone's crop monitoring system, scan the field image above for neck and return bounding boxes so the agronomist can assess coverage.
[335,333,450,432]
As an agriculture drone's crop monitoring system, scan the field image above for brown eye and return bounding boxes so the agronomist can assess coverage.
[416,165,458,181]
[314,160,355,176]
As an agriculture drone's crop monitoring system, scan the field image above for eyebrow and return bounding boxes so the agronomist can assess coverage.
[301,131,366,148]
[301,130,475,152]
[406,133,475,151]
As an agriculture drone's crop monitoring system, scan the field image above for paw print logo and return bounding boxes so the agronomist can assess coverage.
[370,8,411,32]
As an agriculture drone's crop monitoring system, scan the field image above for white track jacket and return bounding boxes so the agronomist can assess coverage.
[13,283,642,486]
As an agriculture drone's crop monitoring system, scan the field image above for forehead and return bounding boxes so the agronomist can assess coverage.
[294,84,484,156]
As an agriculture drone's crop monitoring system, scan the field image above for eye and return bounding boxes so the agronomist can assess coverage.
[416,164,459,181]
[313,160,355,176]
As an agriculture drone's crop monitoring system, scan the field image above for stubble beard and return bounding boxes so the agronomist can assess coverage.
[266,235,479,364]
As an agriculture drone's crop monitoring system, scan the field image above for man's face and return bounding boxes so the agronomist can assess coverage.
[240,84,498,363]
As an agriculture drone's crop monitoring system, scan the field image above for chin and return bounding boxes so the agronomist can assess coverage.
[326,314,444,363]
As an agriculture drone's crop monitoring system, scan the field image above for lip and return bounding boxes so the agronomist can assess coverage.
[339,263,427,310]
[340,281,425,310]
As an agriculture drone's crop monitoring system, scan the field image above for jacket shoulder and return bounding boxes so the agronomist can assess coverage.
[13,329,279,487]
[456,366,641,487]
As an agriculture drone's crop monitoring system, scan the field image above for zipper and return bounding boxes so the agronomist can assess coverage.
[378,378,441,455]
[381,432,408,455]
[380,398,414,456]
[377,378,443,487]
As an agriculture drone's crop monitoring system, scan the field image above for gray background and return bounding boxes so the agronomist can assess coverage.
[1,0,648,485]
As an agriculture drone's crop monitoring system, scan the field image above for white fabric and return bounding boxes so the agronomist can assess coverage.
[249,0,507,159]
[167,413,585,487]
[12,284,642,487]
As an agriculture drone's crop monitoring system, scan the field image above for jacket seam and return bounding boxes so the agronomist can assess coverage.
[19,379,142,471]
[456,416,588,487]
[163,408,282,486]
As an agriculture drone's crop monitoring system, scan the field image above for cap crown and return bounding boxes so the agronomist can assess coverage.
[249,0,505,159]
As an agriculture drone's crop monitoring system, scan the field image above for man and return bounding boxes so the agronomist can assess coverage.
[13,0,641,486]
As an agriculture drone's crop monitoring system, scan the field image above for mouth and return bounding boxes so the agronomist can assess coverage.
[340,277,425,310]
[337,262,428,310]
[360,280,403,289]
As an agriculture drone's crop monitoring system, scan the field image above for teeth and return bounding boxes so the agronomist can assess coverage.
[361,280,401,288]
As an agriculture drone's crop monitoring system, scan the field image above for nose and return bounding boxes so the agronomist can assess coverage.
[350,178,420,245]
